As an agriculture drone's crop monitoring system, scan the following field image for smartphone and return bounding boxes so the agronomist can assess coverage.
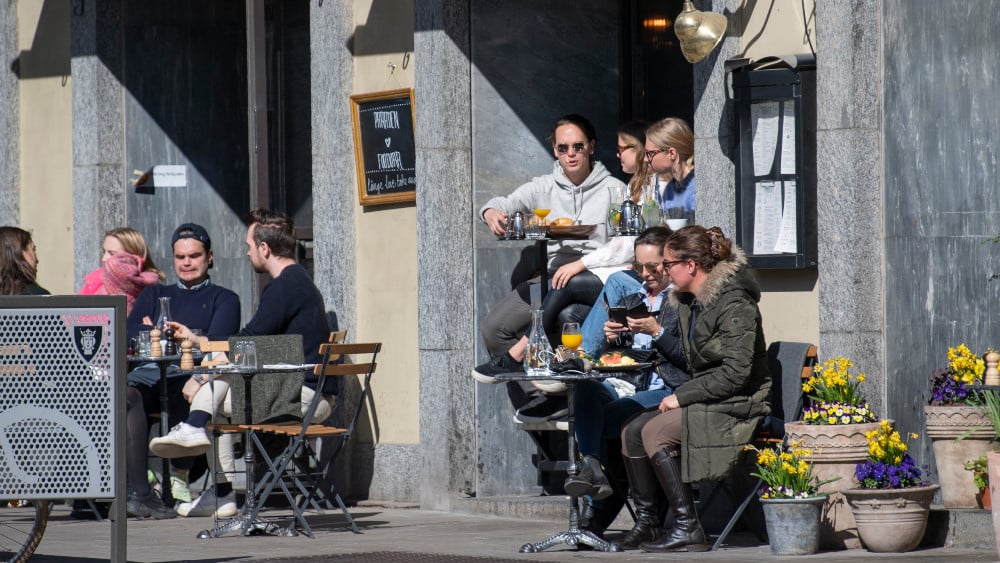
[608,306,628,324]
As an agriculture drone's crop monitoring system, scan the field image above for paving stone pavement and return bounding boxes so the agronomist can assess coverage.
[22,501,999,563]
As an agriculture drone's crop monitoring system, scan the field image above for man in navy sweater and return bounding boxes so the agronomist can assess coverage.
[124,223,241,519]
[151,208,332,518]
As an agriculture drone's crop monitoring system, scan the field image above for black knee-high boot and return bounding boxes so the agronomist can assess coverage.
[640,447,708,552]
[619,454,666,549]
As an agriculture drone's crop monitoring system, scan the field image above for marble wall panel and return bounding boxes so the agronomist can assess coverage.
[0,1,17,225]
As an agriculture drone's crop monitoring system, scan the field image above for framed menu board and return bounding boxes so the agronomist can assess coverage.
[350,88,417,206]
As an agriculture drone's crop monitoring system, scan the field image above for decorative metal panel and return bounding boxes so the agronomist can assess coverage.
[0,305,119,499]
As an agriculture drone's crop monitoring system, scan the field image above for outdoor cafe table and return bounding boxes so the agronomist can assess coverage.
[126,352,194,507]
[495,368,625,553]
[174,363,315,538]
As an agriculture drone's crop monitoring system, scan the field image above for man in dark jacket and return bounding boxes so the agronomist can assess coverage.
[150,209,333,518]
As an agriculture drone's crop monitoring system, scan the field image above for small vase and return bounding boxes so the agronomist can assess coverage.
[842,484,939,553]
[760,496,824,555]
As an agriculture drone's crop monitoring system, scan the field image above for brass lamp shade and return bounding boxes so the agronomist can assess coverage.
[674,0,727,63]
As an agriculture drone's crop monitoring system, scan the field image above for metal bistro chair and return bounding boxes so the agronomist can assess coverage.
[248,340,380,537]
[706,341,818,550]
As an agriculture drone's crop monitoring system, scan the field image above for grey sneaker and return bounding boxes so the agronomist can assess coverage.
[149,422,210,458]
[177,487,238,518]
[126,490,176,520]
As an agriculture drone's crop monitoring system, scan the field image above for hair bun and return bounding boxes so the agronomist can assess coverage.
[707,227,732,260]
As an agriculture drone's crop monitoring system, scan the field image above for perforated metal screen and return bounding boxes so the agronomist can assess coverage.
[0,302,121,499]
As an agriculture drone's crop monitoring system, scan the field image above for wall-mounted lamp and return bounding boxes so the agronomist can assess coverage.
[674,0,727,63]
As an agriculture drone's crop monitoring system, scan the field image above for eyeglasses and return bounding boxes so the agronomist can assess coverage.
[644,148,666,162]
[631,261,664,273]
[663,259,686,270]
[555,142,588,155]
[616,145,634,157]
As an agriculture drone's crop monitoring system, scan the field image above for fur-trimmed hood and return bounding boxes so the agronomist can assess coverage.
[670,245,759,309]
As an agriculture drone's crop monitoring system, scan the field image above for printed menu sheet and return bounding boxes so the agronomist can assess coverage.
[753,180,798,254]
[751,102,780,176]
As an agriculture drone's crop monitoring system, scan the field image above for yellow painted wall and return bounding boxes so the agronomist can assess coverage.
[739,0,817,61]
[352,0,418,444]
[17,0,74,294]
[738,0,820,346]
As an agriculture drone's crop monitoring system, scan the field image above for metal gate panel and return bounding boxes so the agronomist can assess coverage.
[0,296,125,500]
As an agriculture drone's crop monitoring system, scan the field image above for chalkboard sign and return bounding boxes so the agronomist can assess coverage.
[350,88,417,206]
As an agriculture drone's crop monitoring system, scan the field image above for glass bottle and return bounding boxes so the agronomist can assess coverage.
[156,297,173,354]
[524,309,553,376]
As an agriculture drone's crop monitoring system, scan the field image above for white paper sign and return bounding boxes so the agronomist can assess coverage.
[152,165,187,188]
[774,181,798,253]
[780,104,797,175]
[751,102,779,176]
[753,181,781,254]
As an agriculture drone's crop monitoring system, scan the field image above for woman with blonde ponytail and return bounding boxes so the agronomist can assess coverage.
[645,117,695,218]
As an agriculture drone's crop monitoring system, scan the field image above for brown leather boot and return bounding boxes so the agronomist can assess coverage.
[639,447,708,552]
[619,454,666,549]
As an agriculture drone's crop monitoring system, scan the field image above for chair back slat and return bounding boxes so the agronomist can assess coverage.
[314,362,378,377]
[318,342,380,356]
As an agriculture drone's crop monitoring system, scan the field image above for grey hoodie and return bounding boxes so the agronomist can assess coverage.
[480,160,626,271]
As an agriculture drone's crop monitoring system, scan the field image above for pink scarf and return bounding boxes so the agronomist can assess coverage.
[80,253,160,314]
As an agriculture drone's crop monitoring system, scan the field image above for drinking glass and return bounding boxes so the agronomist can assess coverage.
[526,215,546,239]
[231,341,245,367]
[136,331,152,356]
[532,207,551,226]
[561,322,582,355]
[243,341,258,368]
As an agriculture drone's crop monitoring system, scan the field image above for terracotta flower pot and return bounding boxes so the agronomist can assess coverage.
[924,405,994,508]
[783,420,888,550]
[842,484,939,552]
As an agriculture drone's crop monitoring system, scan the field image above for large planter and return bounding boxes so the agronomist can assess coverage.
[760,496,824,556]
[987,451,1000,559]
[842,485,939,553]
[924,405,994,508]
[783,420,888,550]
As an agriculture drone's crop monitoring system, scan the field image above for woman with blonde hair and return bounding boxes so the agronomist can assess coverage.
[0,226,49,295]
[80,227,164,313]
[645,117,695,218]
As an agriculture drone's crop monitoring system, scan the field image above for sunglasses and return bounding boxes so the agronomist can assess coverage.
[663,259,686,270]
[644,148,666,161]
[631,261,664,273]
[555,142,588,155]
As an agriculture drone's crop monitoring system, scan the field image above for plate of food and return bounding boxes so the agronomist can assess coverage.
[593,350,653,373]
[547,219,597,239]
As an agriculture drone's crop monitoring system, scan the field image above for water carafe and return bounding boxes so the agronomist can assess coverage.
[523,309,554,376]
[156,297,173,355]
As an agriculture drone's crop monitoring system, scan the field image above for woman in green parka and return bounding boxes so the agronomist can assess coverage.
[620,225,771,553]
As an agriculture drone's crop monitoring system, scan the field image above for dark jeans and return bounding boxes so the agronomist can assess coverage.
[574,380,671,459]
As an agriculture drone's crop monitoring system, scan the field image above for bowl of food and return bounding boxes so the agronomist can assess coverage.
[547,218,596,239]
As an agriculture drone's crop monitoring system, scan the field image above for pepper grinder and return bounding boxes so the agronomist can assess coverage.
[985,349,1000,386]
[149,328,162,357]
[180,339,194,370]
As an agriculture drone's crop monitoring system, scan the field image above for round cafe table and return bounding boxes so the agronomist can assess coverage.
[495,368,625,553]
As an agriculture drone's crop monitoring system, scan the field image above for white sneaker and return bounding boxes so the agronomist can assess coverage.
[177,487,238,518]
[149,423,210,459]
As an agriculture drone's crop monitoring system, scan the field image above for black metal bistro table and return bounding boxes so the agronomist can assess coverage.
[495,368,624,553]
[126,353,189,506]
[174,363,314,538]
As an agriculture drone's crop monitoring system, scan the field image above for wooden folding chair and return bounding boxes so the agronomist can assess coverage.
[249,340,380,537]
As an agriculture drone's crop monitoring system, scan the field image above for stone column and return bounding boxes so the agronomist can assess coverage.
[815,1,884,415]
[0,0,19,223]
[70,0,125,284]
[415,0,475,510]
[691,0,742,236]
[310,1,366,498]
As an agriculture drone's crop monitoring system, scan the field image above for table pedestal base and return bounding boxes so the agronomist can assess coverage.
[196,513,299,539]
[519,528,622,553]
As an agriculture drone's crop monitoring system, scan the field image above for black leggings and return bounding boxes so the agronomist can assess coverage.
[125,379,191,495]
[541,270,603,346]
